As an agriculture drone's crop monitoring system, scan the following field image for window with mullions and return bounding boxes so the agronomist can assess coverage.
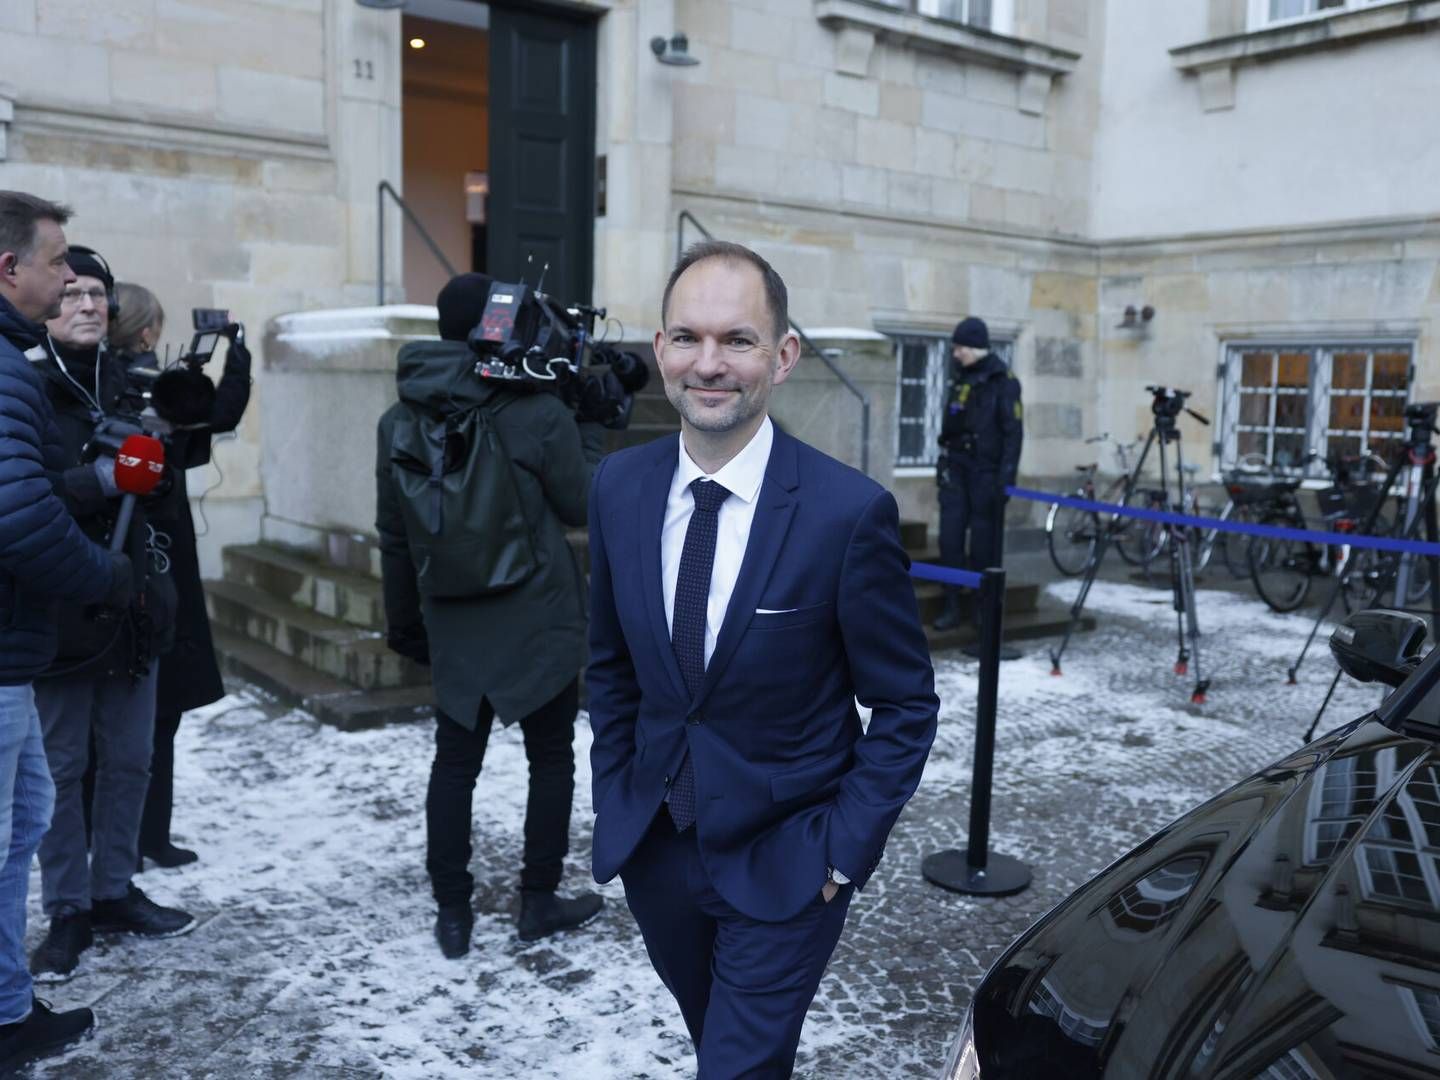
[1218,343,1412,477]
[1256,1049,1322,1080]
[1358,763,1440,910]
[1251,0,1403,28]
[1398,984,1440,1052]
[1305,751,1384,865]
[892,334,1014,469]
[880,0,1014,33]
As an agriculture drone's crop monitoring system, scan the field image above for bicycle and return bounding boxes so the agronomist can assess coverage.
[1045,435,1140,576]
[1116,467,1227,578]
[1246,451,1392,613]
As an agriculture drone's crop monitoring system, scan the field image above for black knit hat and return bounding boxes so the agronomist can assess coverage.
[436,272,494,343]
[951,316,989,349]
[66,245,114,292]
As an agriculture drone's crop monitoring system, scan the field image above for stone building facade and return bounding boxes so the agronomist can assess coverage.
[1,0,1436,566]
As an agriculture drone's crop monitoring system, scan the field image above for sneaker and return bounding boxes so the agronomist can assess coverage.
[139,843,199,870]
[91,884,195,939]
[0,996,95,1068]
[29,908,93,984]
[434,904,474,960]
[517,890,603,943]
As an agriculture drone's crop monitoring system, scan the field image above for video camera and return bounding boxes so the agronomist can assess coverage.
[119,308,243,431]
[467,279,649,429]
[1145,385,1209,436]
[1405,402,1439,448]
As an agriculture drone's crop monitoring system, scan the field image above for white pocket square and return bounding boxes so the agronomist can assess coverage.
[755,608,798,615]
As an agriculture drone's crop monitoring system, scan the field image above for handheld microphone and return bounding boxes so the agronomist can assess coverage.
[110,434,165,553]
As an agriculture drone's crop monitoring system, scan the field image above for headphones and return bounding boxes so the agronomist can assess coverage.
[67,245,120,322]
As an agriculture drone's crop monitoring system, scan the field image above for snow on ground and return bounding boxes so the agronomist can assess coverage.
[25,578,1392,1078]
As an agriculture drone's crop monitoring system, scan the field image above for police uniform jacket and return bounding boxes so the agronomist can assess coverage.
[938,353,1023,488]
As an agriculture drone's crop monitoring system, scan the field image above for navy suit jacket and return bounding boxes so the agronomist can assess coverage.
[587,425,939,923]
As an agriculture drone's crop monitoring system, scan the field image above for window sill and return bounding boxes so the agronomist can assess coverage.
[1170,0,1440,111]
[813,0,1080,116]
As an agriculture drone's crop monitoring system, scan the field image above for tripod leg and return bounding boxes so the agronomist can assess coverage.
[1426,461,1440,639]
[1302,667,1344,744]
[1177,536,1208,703]
[1049,428,1158,676]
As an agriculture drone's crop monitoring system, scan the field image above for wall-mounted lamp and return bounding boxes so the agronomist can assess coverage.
[650,33,701,66]
[409,37,426,49]
[1117,304,1155,329]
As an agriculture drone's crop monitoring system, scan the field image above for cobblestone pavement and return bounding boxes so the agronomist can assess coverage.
[24,577,1386,1079]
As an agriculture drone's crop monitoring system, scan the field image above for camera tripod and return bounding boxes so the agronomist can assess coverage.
[1298,404,1440,742]
[1050,387,1212,703]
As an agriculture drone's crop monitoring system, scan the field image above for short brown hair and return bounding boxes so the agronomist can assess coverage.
[662,240,789,342]
[111,282,166,353]
[0,191,73,263]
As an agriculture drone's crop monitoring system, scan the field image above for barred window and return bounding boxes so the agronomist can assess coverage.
[1218,342,1412,478]
[892,335,1014,469]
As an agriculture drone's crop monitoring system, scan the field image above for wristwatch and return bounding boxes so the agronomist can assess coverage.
[827,866,851,886]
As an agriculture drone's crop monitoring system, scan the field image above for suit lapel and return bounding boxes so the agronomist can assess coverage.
[691,427,800,712]
[638,437,689,701]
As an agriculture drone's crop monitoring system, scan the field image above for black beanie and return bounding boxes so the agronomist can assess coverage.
[65,245,114,293]
[951,316,989,350]
[436,273,494,342]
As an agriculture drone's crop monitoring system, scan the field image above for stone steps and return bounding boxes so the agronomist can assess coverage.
[223,544,385,630]
[206,579,429,691]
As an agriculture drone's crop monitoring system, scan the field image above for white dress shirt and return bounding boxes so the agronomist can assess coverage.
[662,416,774,667]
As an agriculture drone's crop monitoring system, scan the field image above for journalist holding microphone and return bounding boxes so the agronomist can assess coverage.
[27,241,194,985]
[110,284,252,869]
[0,192,133,1066]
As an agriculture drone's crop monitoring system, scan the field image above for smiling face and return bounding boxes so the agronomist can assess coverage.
[654,257,800,457]
[47,273,109,348]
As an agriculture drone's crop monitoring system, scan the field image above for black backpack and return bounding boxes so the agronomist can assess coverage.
[388,395,538,599]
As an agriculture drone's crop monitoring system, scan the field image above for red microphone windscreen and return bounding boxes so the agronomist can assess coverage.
[114,434,166,496]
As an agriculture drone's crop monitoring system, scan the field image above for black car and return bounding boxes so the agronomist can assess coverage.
[945,609,1440,1080]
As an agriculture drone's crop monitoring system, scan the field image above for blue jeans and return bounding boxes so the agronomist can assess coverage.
[0,684,55,1025]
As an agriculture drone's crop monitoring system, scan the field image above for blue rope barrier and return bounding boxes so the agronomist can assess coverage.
[1008,485,1440,557]
[911,562,985,590]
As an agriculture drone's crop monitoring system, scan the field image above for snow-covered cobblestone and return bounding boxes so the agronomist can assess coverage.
[27,579,1384,1078]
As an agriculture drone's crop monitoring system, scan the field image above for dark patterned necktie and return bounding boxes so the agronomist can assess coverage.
[666,477,731,831]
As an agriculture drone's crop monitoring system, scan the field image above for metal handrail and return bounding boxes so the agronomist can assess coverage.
[377,180,458,307]
[676,210,873,475]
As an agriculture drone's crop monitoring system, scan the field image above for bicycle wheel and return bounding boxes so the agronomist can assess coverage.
[1248,523,1315,612]
[1190,496,1228,575]
[1220,503,1256,578]
[1115,489,1163,567]
[1047,498,1097,576]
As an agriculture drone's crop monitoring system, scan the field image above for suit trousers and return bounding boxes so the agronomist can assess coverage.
[621,810,853,1079]
[939,468,1005,590]
[138,708,184,852]
[425,679,577,906]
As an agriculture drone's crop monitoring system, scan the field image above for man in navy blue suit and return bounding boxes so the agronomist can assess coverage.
[587,240,939,1076]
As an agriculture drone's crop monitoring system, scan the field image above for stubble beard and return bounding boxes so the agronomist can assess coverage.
[666,379,766,435]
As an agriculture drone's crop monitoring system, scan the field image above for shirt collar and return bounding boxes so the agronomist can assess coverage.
[675,416,773,506]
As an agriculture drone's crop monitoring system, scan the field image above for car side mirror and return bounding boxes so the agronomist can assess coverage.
[1330,609,1427,687]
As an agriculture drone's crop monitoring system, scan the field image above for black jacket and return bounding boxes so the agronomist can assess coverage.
[32,339,170,678]
[938,353,1023,488]
[375,339,605,728]
[0,295,115,684]
[127,343,252,714]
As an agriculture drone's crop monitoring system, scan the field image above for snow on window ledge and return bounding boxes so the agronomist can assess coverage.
[1170,0,1440,112]
[813,0,1080,117]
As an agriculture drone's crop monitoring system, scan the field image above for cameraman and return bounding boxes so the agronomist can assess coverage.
[28,246,193,984]
[110,284,252,869]
[375,273,605,959]
[934,316,1024,631]
[0,192,131,1065]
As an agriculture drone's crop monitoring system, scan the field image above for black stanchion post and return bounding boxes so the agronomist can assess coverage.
[922,567,1033,897]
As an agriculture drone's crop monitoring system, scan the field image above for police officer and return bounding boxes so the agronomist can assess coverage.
[934,317,1023,631]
